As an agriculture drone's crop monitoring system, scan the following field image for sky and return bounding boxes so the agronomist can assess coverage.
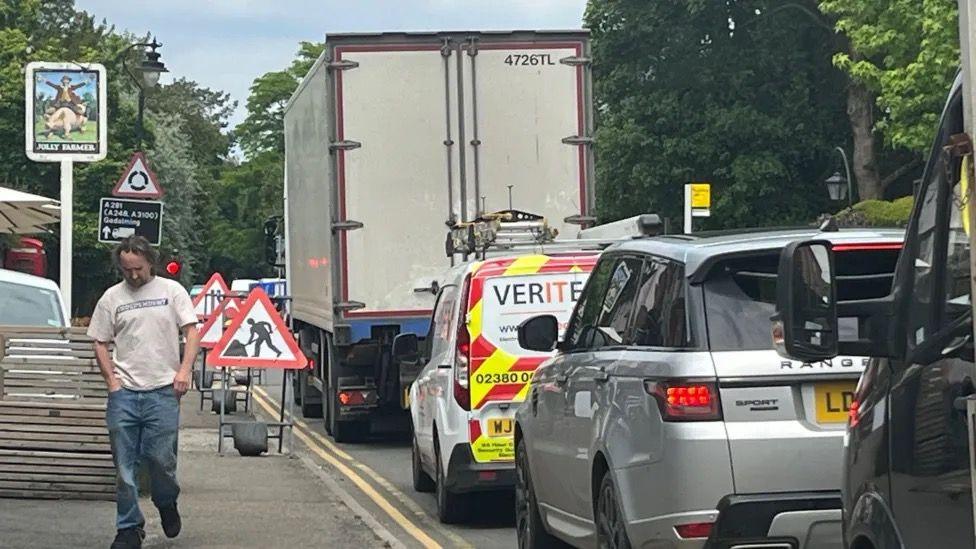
[74,0,589,130]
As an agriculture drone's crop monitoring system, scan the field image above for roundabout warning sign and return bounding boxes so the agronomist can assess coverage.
[112,152,163,199]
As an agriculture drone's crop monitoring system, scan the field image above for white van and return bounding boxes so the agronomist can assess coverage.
[0,268,67,327]
[403,252,596,523]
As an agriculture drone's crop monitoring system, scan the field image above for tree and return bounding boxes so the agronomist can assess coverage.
[820,0,959,198]
[237,41,323,157]
[585,0,849,227]
[208,41,324,278]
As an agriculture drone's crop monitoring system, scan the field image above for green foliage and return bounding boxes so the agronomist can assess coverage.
[209,41,323,278]
[585,0,845,228]
[821,0,959,152]
[237,41,323,157]
[0,1,234,315]
[834,196,914,227]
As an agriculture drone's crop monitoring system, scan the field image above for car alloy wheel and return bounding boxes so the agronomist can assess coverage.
[596,473,631,549]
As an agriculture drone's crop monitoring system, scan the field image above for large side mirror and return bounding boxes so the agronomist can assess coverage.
[518,315,559,353]
[772,240,838,362]
[392,333,420,364]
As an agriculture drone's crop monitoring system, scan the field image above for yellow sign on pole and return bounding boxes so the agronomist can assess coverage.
[690,183,711,209]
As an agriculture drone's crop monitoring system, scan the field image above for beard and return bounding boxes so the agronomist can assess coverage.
[125,275,150,289]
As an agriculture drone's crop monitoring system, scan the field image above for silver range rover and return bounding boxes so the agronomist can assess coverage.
[514,227,904,549]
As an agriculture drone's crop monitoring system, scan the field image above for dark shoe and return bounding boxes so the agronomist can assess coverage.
[159,504,182,538]
[110,527,144,549]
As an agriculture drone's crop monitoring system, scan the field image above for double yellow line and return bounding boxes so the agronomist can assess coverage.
[251,386,473,549]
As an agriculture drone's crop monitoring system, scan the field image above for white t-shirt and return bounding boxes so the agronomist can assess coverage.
[87,277,197,390]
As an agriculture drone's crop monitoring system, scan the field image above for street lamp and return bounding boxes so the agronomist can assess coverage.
[825,172,849,203]
[121,38,168,150]
[826,146,854,206]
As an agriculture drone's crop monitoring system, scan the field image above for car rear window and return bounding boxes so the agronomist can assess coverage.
[703,246,900,352]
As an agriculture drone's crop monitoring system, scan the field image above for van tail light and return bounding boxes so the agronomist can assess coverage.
[674,521,713,539]
[454,274,472,411]
[644,380,721,421]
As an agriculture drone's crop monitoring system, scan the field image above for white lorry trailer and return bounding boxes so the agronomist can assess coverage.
[278,30,596,441]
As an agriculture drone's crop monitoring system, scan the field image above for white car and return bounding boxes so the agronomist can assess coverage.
[0,268,67,327]
[401,252,596,524]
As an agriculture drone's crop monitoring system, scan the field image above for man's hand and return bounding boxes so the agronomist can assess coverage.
[173,368,191,398]
[108,378,122,393]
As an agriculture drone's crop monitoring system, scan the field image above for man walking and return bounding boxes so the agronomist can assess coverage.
[88,236,200,549]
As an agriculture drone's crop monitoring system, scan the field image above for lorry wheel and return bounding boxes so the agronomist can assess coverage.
[298,371,322,418]
[293,374,303,406]
[435,443,468,524]
[412,434,435,493]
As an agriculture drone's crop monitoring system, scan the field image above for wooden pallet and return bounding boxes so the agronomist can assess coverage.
[0,328,116,501]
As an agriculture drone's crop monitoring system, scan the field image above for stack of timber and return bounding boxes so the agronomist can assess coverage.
[0,326,115,500]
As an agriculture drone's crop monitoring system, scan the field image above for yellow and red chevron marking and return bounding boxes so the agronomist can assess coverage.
[465,253,597,411]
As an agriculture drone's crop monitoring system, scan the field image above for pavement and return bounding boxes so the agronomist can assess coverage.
[0,388,391,549]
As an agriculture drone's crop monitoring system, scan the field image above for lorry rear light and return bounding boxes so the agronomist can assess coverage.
[674,522,713,539]
[338,391,367,406]
[644,380,721,421]
[454,274,472,411]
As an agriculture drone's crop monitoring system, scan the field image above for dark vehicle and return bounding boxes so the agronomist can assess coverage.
[773,74,975,549]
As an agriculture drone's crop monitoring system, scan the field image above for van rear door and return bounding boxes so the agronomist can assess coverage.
[465,254,595,463]
[704,243,901,493]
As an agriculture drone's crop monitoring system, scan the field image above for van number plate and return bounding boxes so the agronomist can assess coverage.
[486,418,514,437]
[814,382,856,423]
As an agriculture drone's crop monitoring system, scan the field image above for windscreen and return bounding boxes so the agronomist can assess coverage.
[479,272,589,355]
[703,247,900,351]
[0,281,64,327]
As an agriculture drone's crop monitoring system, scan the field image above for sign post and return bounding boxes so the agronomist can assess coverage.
[684,182,711,234]
[25,62,108,315]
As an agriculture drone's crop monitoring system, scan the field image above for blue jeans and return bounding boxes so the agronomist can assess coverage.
[106,385,181,530]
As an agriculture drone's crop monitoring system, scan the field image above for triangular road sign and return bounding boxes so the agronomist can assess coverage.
[208,288,306,369]
[198,296,243,348]
[193,273,230,319]
[112,152,164,199]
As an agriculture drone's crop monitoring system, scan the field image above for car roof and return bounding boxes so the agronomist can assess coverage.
[0,268,61,293]
[608,227,906,280]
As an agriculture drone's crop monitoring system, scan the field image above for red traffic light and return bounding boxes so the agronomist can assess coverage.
[165,261,181,276]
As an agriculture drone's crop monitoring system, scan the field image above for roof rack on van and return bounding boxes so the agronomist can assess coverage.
[446,209,640,259]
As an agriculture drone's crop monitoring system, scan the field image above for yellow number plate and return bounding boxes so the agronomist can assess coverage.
[486,418,514,437]
[814,382,857,423]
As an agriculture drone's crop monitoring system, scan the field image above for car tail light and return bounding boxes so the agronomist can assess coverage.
[848,399,861,427]
[644,380,721,421]
[454,274,472,411]
[674,521,713,539]
[832,242,903,252]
